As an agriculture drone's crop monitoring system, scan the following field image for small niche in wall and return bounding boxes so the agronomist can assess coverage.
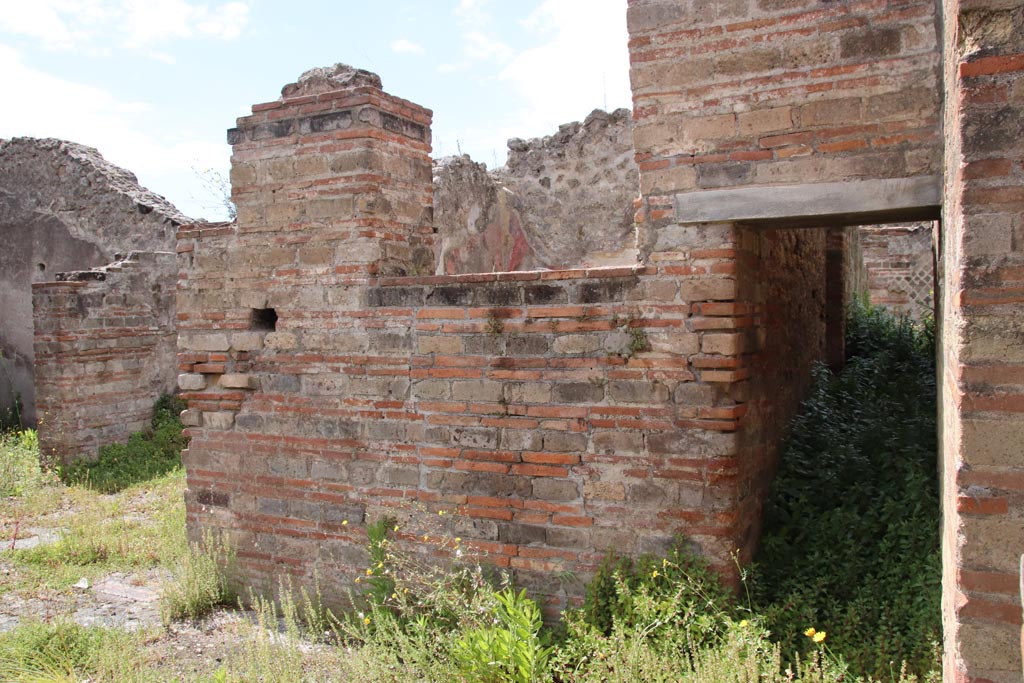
[250,307,278,331]
[37,263,46,273]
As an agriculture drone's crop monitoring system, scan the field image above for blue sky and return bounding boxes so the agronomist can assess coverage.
[0,0,632,220]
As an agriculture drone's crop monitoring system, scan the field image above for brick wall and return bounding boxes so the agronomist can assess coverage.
[940,2,1024,682]
[627,0,942,220]
[178,65,820,612]
[859,222,935,321]
[32,251,178,464]
[1,138,185,425]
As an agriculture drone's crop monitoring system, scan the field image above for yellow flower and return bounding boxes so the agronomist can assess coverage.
[804,627,816,637]
[423,534,429,541]
[455,537,461,543]
[354,578,360,583]
[342,520,348,526]
[393,525,399,532]
[739,620,749,628]
[364,617,371,625]
[438,510,445,516]
[366,568,373,576]
[813,631,827,643]
[651,570,659,579]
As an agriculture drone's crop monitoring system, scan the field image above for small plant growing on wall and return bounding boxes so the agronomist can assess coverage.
[485,312,505,336]
[627,326,650,356]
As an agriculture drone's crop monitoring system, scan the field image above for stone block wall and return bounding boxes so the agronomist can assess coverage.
[433,108,639,275]
[32,251,178,464]
[940,3,1024,682]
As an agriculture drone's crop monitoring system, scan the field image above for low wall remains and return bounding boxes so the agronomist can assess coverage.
[32,251,178,464]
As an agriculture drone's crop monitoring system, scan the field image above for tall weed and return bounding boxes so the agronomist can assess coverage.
[160,530,237,624]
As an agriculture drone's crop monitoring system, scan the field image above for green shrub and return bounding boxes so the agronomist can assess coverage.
[453,587,553,683]
[580,537,734,643]
[61,394,187,493]
[753,299,940,678]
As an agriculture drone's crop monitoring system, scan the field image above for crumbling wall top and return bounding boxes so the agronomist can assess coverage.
[0,137,189,226]
[280,63,384,99]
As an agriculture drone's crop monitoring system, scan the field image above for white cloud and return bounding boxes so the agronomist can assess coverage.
[390,38,424,55]
[0,0,249,56]
[500,0,632,132]
[447,0,513,67]
[0,45,230,219]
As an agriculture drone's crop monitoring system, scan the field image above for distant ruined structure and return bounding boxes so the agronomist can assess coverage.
[19,1,1024,679]
[0,138,185,445]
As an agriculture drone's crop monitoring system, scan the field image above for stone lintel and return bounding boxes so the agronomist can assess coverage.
[674,176,941,228]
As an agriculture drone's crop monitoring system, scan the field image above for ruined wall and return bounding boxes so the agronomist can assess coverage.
[32,251,178,464]
[0,138,186,425]
[859,223,935,321]
[940,3,1024,682]
[433,109,639,274]
[180,66,786,614]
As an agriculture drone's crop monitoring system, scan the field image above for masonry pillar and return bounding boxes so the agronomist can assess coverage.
[940,5,1024,682]
[177,65,434,591]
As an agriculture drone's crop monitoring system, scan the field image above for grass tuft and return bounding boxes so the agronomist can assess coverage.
[160,529,237,624]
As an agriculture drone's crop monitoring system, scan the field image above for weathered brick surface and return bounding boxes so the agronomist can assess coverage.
[433,108,639,274]
[627,0,942,251]
[857,223,935,321]
[32,251,178,464]
[940,3,1024,682]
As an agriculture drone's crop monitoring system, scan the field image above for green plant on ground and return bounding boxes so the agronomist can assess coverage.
[453,587,553,683]
[579,537,734,642]
[0,620,162,683]
[0,429,53,498]
[160,529,237,624]
[752,298,940,678]
[10,467,187,589]
[60,394,187,493]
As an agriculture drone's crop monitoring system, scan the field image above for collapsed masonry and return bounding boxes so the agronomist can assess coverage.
[0,138,184,449]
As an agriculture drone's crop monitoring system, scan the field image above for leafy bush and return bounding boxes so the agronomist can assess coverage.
[580,537,734,643]
[60,394,187,493]
[454,587,553,683]
[753,299,940,677]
